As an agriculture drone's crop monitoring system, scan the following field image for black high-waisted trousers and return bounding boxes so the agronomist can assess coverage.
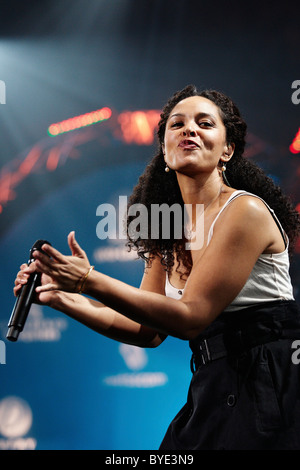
[160,300,300,450]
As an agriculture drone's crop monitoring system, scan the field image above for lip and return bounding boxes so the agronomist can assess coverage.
[178,139,200,149]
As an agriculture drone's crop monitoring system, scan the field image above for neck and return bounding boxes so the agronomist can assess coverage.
[176,171,224,239]
[176,170,223,206]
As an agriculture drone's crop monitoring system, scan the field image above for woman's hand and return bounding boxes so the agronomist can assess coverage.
[24,231,91,294]
[14,263,57,307]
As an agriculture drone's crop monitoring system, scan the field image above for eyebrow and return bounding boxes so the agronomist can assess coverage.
[169,112,217,120]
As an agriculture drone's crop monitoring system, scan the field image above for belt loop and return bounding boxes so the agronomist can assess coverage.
[204,339,211,361]
[199,338,211,365]
[190,339,212,372]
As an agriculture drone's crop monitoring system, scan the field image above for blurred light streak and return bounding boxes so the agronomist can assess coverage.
[48,107,112,137]
[0,107,161,216]
[0,130,94,214]
[46,147,62,172]
[290,128,300,154]
[118,110,161,145]
[18,146,42,175]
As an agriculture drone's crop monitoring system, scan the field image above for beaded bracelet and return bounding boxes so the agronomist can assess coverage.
[78,266,94,294]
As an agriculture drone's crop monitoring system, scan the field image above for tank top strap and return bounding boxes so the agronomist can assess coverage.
[207,190,288,247]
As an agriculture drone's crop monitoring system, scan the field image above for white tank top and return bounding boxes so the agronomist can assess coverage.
[165,190,294,311]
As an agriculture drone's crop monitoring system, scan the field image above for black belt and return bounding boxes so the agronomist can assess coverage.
[190,328,300,373]
[190,334,227,372]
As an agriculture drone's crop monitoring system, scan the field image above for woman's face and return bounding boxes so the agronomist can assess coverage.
[163,95,232,176]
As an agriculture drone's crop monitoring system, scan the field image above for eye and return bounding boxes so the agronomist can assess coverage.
[199,121,214,128]
[170,121,183,128]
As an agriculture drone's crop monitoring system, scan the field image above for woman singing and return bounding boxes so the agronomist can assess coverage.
[14,85,300,449]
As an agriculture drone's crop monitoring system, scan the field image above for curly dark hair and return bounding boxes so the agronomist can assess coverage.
[126,84,300,276]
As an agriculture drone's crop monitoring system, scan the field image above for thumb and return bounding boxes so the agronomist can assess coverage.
[68,231,87,259]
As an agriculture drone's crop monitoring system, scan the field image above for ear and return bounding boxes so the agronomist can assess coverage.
[222,142,235,162]
[161,143,165,155]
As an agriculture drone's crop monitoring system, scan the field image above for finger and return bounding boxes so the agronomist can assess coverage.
[40,243,66,263]
[15,273,29,285]
[68,231,87,259]
[23,262,38,274]
[33,250,54,268]
[24,259,53,278]
[13,284,22,297]
[36,282,57,293]
[34,258,57,277]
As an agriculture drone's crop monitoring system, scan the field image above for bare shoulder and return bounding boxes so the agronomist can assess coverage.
[218,193,272,227]
[212,192,280,253]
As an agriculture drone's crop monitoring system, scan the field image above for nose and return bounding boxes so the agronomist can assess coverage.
[183,124,197,137]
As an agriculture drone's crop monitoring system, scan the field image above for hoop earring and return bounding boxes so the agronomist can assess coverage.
[165,165,170,173]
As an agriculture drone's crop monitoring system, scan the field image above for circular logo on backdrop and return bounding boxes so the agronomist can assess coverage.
[103,344,168,388]
[0,396,33,438]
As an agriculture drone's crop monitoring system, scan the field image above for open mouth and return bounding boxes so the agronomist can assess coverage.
[178,139,200,149]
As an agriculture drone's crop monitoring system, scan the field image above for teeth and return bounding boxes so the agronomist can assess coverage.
[179,140,199,148]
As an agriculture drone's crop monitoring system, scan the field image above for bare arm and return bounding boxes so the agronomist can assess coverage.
[15,251,167,348]
[32,197,283,340]
[50,256,167,348]
[51,293,167,348]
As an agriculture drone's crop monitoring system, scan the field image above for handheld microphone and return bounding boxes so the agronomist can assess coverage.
[7,239,51,342]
